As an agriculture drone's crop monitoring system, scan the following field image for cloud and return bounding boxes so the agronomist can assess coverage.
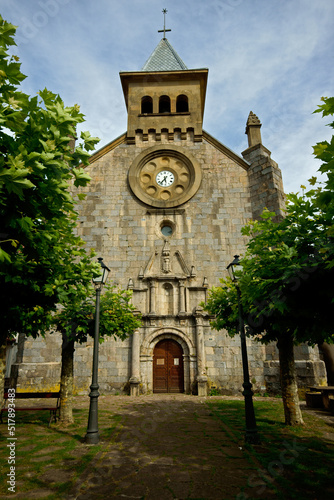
[1,0,334,193]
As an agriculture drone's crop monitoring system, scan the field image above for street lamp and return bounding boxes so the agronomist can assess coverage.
[85,257,110,445]
[227,255,260,445]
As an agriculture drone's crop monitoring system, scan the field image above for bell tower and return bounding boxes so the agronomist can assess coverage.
[119,14,208,144]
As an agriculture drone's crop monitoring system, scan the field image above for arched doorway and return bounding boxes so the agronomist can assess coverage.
[153,339,184,393]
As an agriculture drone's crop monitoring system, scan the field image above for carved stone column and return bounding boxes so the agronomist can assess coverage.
[149,279,157,315]
[178,280,186,314]
[129,329,141,396]
[194,306,208,396]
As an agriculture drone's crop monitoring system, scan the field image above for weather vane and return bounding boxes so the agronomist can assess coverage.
[158,8,171,39]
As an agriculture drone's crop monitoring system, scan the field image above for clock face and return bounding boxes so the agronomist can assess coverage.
[128,147,202,208]
[156,170,175,187]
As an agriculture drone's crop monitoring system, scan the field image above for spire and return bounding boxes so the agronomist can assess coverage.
[141,8,187,71]
[141,38,188,71]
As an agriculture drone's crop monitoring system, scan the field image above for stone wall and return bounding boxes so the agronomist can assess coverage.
[74,133,252,283]
[264,343,327,393]
[10,333,61,392]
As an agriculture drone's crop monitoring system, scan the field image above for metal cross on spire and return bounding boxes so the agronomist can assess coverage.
[158,8,171,39]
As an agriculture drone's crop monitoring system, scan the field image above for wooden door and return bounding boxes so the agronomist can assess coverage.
[153,339,184,393]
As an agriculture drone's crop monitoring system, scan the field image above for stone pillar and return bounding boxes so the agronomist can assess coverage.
[194,306,208,396]
[178,280,186,313]
[129,329,141,396]
[149,280,156,315]
[245,111,262,147]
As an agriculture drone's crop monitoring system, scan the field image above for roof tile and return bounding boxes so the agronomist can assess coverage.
[141,38,188,71]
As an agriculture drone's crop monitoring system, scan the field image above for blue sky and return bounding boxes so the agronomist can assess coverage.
[1,0,333,193]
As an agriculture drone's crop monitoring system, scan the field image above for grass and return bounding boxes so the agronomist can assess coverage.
[0,407,121,499]
[207,399,334,500]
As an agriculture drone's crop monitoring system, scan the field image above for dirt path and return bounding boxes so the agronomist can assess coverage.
[68,394,274,499]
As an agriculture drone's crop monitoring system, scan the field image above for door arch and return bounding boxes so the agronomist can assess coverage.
[153,339,184,393]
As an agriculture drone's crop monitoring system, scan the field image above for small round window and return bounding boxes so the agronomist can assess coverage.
[161,223,174,237]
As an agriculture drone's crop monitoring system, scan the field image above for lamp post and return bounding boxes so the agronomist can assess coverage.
[227,255,260,445]
[85,257,110,445]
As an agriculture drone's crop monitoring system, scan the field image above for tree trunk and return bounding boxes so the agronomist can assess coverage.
[60,333,75,424]
[277,334,304,426]
[0,342,6,409]
[319,342,334,385]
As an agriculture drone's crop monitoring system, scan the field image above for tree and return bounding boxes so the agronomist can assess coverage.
[53,284,142,423]
[0,16,99,401]
[312,96,334,384]
[205,97,334,426]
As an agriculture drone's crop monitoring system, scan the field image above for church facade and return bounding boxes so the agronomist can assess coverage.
[9,36,326,395]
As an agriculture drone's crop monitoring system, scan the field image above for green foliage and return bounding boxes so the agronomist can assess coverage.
[0,16,100,343]
[241,210,333,344]
[99,285,142,341]
[205,97,334,347]
[53,284,142,344]
[312,96,334,240]
[204,281,239,337]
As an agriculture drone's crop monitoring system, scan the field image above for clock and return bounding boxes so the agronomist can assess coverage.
[128,146,202,208]
[156,170,175,187]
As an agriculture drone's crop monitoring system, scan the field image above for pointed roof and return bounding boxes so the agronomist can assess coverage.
[141,38,188,72]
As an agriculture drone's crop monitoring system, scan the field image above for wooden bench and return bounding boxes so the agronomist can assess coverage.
[1,391,60,427]
[306,386,334,411]
[305,391,323,408]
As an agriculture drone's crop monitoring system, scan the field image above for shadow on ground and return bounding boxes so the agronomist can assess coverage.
[65,395,275,499]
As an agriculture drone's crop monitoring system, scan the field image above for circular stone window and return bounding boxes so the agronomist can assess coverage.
[161,223,174,237]
[128,145,202,208]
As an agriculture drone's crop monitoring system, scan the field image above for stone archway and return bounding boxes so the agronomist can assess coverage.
[140,328,195,394]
